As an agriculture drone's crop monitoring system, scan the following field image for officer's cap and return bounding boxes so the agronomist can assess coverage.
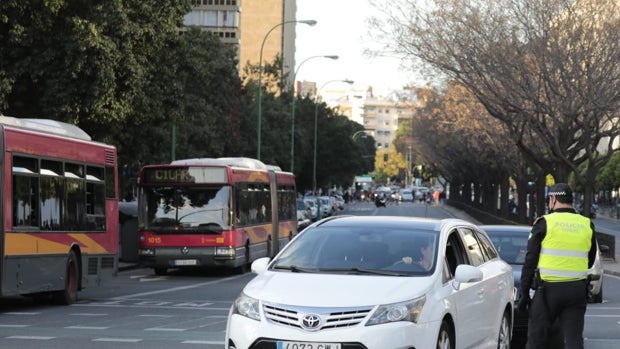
[548,182,573,203]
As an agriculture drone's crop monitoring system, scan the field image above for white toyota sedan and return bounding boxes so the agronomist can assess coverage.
[226,216,514,349]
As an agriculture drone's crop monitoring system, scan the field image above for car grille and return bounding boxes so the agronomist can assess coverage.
[263,302,373,331]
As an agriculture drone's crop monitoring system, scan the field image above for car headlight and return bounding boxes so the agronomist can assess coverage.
[366,296,426,326]
[232,293,261,321]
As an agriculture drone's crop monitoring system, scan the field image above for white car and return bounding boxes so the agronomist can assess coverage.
[399,188,414,201]
[302,197,318,221]
[226,216,514,349]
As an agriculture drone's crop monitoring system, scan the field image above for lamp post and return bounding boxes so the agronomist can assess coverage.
[257,19,317,161]
[290,55,339,172]
[312,79,354,195]
[351,130,367,141]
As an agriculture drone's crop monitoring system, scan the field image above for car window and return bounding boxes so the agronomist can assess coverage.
[485,231,528,264]
[272,227,438,276]
[473,230,498,260]
[444,230,468,280]
[459,228,485,267]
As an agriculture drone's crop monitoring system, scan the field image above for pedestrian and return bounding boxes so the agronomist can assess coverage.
[518,183,597,349]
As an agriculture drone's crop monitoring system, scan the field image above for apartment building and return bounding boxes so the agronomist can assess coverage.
[360,96,415,150]
[184,0,298,89]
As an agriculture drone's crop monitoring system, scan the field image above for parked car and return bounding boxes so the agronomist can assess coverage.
[296,199,312,230]
[414,186,430,201]
[302,197,318,221]
[226,216,514,349]
[399,188,414,202]
[480,224,606,344]
[317,196,336,217]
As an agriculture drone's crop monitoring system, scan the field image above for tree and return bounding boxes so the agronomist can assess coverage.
[369,0,620,217]
[0,0,190,138]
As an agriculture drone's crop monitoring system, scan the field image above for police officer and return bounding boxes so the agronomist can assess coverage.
[518,183,597,349]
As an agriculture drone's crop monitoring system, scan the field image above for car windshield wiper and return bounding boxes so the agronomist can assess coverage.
[319,267,404,276]
[271,265,318,273]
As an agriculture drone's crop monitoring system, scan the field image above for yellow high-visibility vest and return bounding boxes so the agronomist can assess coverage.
[538,212,592,282]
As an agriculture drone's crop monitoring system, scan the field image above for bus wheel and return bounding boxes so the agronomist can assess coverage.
[154,267,168,276]
[53,250,78,305]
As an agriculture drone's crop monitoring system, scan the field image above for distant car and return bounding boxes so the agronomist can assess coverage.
[480,225,605,342]
[226,216,514,349]
[296,199,312,230]
[302,197,318,221]
[414,186,430,200]
[399,188,414,202]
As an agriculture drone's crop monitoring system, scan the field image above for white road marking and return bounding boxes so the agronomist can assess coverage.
[65,325,109,330]
[111,274,249,299]
[92,338,142,342]
[182,340,225,344]
[6,336,54,340]
[0,324,29,328]
[145,327,186,331]
[3,312,39,315]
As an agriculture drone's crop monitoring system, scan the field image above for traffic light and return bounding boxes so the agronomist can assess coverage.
[383,153,388,166]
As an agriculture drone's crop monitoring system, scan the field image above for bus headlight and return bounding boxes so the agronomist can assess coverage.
[216,247,235,256]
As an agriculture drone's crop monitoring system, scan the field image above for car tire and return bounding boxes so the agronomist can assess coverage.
[592,280,603,303]
[498,309,511,349]
[436,320,454,349]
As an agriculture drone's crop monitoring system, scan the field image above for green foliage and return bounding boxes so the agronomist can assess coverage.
[0,1,374,195]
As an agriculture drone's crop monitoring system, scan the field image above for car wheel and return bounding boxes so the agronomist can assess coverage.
[498,309,511,349]
[592,280,603,303]
[437,320,454,349]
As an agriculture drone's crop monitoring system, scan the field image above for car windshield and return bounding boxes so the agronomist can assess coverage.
[142,185,231,233]
[485,231,528,264]
[271,226,438,276]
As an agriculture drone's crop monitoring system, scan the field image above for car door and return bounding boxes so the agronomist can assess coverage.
[460,227,510,347]
[444,229,482,348]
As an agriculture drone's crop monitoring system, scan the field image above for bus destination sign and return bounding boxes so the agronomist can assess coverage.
[144,167,228,184]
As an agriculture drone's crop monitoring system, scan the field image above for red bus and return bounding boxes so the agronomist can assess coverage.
[1,116,118,304]
[137,157,297,274]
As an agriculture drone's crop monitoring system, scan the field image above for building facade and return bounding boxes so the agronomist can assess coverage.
[184,0,298,89]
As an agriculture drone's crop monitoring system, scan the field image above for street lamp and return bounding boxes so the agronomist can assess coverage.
[257,19,317,160]
[312,79,354,195]
[290,55,339,172]
[351,130,368,141]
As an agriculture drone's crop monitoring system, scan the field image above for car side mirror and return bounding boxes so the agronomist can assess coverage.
[251,257,270,274]
[453,264,483,290]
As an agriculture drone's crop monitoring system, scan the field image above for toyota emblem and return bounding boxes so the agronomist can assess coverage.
[181,246,189,254]
[300,314,322,331]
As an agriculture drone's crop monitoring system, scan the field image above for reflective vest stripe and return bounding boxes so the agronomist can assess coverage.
[538,267,588,279]
[540,248,588,258]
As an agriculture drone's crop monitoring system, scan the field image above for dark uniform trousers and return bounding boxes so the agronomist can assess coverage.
[526,279,588,349]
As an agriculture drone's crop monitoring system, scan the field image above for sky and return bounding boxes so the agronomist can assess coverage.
[295,0,418,95]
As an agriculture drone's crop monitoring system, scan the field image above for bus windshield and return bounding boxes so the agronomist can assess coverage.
[144,185,231,232]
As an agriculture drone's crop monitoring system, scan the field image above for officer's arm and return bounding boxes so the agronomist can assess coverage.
[588,221,597,269]
[521,218,545,295]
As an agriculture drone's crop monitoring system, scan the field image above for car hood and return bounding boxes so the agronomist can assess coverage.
[243,271,432,307]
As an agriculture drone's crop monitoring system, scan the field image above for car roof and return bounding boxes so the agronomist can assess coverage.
[314,215,474,232]
[479,225,531,232]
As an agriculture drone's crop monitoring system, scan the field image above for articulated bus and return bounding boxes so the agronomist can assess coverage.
[1,116,118,304]
[137,157,297,274]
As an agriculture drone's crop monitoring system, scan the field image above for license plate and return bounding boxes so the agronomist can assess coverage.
[173,259,197,266]
[277,341,341,349]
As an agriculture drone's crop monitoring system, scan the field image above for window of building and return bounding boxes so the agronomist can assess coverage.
[204,10,217,26]
[184,11,201,26]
